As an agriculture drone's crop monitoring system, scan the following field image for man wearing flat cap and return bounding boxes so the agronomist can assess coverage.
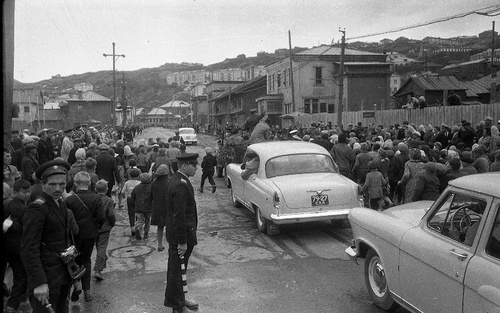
[95,143,122,197]
[21,159,75,312]
[37,129,55,166]
[67,137,84,166]
[164,153,200,313]
[21,144,39,185]
[242,108,263,135]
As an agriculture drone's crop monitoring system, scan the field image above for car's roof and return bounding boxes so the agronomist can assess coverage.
[178,128,194,131]
[248,141,329,160]
[449,173,500,197]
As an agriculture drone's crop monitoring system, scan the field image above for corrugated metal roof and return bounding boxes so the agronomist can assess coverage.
[147,108,167,115]
[442,58,488,70]
[160,100,191,108]
[461,80,489,96]
[412,76,467,91]
[296,45,383,56]
[212,75,266,101]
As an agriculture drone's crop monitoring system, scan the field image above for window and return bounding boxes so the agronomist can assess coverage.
[304,98,319,114]
[271,74,275,90]
[24,106,30,113]
[486,206,500,259]
[266,154,337,178]
[328,104,335,113]
[284,103,291,114]
[314,67,323,85]
[283,69,288,86]
[277,74,281,87]
[320,102,327,113]
[428,192,487,246]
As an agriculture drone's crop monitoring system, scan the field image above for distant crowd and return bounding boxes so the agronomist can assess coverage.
[218,112,500,209]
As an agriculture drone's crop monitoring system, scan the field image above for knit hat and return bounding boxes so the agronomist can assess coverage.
[205,147,213,154]
[75,148,86,160]
[155,164,170,176]
[139,173,151,183]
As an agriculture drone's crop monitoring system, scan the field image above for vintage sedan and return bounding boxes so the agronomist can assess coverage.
[345,173,500,312]
[225,141,363,235]
[178,127,197,145]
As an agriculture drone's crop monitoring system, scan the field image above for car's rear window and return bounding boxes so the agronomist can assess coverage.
[265,154,337,178]
[179,129,195,134]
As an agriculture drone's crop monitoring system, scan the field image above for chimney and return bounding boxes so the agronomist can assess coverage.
[250,66,255,80]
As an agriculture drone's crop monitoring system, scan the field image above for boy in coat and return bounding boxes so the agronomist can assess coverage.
[199,147,217,193]
[362,161,386,211]
[130,173,152,240]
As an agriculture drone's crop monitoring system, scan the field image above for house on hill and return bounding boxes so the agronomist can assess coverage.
[159,100,192,123]
[12,87,44,131]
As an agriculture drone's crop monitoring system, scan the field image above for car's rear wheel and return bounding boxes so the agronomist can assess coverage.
[255,207,279,235]
[364,249,399,311]
[230,185,242,208]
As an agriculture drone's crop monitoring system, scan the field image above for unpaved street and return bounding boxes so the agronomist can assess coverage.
[66,127,407,313]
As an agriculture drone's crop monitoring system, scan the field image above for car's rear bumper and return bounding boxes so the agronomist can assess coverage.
[270,209,349,224]
[184,140,197,145]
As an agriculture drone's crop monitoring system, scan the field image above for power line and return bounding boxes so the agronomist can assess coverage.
[347,4,500,40]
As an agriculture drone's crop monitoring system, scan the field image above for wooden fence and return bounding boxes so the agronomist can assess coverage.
[294,102,500,129]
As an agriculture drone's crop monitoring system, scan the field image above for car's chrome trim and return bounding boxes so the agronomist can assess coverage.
[390,291,424,313]
[270,209,349,223]
[344,246,359,265]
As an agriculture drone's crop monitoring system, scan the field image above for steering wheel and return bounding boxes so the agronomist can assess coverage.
[450,205,481,233]
[459,213,482,232]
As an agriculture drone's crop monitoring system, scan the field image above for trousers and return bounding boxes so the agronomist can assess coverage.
[135,212,151,235]
[164,244,194,310]
[74,238,95,291]
[94,231,110,272]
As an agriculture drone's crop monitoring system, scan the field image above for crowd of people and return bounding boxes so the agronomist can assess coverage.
[218,113,500,209]
[3,123,215,313]
[3,113,500,312]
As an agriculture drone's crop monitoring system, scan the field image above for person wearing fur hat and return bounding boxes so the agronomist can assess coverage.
[130,173,152,240]
[199,147,217,193]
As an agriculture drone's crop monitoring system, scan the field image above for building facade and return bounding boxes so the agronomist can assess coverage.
[265,45,392,123]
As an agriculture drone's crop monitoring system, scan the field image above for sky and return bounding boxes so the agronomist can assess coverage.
[14,0,500,83]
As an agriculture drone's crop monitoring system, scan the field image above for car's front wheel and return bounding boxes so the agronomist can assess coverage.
[364,249,399,311]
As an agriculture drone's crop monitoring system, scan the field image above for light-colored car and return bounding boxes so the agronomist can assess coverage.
[345,173,500,312]
[178,127,197,145]
[225,141,363,235]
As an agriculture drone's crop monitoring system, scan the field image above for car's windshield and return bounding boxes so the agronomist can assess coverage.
[179,129,195,134]
[266,154,337,178]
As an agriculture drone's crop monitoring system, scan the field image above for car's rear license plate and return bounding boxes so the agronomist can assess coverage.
[311,195,329,206]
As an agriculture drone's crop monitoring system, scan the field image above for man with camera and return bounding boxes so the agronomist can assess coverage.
[21,159,74,313]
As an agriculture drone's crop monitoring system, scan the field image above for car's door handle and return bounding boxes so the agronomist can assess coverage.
[449,249,468,261]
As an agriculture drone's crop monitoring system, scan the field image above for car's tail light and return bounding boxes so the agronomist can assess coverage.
[273,191,280,208]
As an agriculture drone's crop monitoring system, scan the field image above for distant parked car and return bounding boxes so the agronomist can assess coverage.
[178,127,197,145]
[225,141,363,235]
[345,173,500,312]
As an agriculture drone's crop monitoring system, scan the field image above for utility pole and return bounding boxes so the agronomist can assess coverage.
[337,29,346,130]
[120,72,127,126]
[288,30,296,113]
[103,42,125,128]
[492,21,496,76]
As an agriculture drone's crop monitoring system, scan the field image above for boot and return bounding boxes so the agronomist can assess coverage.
[143,232,148,239]
[135,231,142,240]
[84,290,93,302]
[211,185,216,193]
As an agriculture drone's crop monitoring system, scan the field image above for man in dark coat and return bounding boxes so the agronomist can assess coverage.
[412,162,441,202]
[95,144,122,197]
[21,159,74,313]
[242,109,262,135]
[21,144,39,185]
[164,153,200,313]
[330,133,354,177]
[3,180,31,312]
[36,130,54,166]
[151,165,170,251]
[67,138,84,166]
